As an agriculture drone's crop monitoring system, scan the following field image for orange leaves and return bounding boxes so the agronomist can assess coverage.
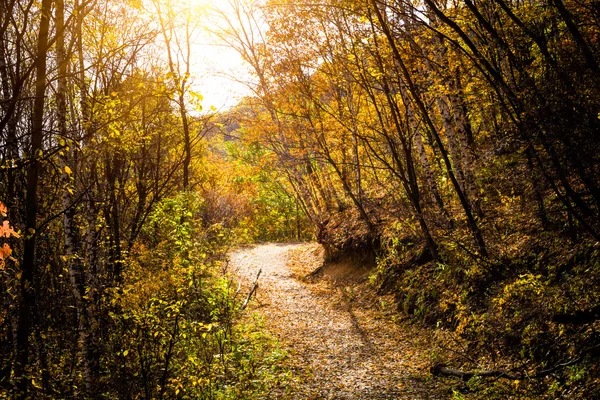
[0,243,11,260]
[0,201,18,269]
[0,220,19,239]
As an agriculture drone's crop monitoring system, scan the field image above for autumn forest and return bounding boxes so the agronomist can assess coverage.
[1,0,600,398]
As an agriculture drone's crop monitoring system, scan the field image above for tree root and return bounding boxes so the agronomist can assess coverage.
[432,343,600,382]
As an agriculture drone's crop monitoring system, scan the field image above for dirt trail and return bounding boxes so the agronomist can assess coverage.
[230,243,447,399]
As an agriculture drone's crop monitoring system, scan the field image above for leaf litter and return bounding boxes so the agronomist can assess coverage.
[230,243,450,399]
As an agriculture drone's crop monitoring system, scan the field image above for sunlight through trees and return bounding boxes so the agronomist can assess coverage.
[1,0,600,397]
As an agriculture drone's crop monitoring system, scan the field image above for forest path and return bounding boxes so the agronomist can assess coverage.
[230,243,447,399]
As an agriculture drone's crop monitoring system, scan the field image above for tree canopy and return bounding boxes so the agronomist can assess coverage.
[1,0,600,398]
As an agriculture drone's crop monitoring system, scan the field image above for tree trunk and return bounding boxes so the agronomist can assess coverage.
[15,0,53,397]
[57,1,100,395]
[413,110,453,230]
[0,0,21,222]
[371,0,488,256]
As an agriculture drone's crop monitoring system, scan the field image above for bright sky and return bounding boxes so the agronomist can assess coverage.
[143,0,258,111]
[189,39,252,111]
[186,0,255,111]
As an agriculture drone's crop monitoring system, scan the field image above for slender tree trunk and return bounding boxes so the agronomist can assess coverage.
[179,92,191,190]
[436,95,467,190]
[319,143,375,232]
[451,68,477,151]
[436,94,483,218]
[525,147,549,229]
[347,93,364,203]
[0,2,20,221]
[426,38,483,219]
[320,163,345,211]
[391,86,439,259]
[371,0,487,256]
[413,110,453,230]
[56,1,99,395]
[105,154,123,283]
[306,159,331,212]
[15,0,53,397]
[154,1,193,190]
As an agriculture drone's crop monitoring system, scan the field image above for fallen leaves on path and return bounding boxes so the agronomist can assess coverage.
[230,243,449,399]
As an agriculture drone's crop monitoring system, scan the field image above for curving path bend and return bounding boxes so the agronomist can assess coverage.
[230,243,446,400]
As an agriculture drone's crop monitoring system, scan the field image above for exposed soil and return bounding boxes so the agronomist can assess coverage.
[230,243,450,399]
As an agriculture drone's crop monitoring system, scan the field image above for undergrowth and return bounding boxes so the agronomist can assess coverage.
[102,193,292,399]
[369,221,600,399]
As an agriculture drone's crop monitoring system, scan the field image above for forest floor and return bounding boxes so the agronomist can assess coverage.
[230,243,451,399]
